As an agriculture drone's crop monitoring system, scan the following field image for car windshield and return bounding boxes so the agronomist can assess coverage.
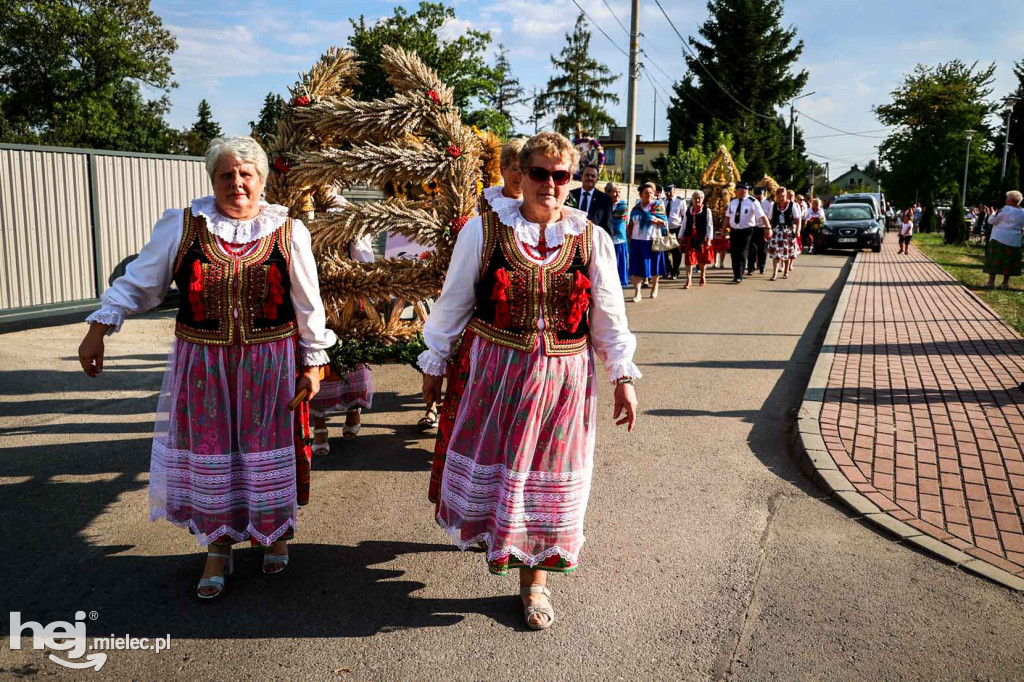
[827,206,873,221]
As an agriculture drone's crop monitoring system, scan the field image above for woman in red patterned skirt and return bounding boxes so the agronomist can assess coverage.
[419,132,640,630]
[680,190,715,288]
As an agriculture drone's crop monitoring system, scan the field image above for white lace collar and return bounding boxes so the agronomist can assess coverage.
[191,195,290,244]
[493,203,588,248]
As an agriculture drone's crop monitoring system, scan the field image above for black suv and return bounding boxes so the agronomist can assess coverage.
[819,203,883,252]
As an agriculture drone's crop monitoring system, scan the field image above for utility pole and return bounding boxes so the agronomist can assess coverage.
[1000,96,1020,183]
[623,0,640,202]
[790,91,816,150]
[653,87,658,141]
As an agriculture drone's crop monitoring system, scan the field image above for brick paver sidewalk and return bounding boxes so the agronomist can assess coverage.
[820,237,1024,578]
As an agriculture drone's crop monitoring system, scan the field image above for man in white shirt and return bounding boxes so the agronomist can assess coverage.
[748,186,772,275]
[664,184,687,279]
[725,182,770,282]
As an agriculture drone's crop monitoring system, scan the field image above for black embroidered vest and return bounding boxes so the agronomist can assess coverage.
[172,209,298,345]
[467,209,593,356]
[684,208,712,242]
[771,202,797,231]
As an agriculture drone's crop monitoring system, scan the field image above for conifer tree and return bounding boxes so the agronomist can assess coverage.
[183,99,222,156]
[535,13,619,137]
[665,0,807,182]
[249,93,288,145]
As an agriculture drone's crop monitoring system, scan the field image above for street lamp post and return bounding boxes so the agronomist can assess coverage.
[1001,96,1020,183]
[962,129,976,208]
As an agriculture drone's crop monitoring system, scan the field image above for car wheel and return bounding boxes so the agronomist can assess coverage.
[872,243,882,253]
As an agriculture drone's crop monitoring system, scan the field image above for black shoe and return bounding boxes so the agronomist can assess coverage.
[746,270,754,276]
[759,269,765,274]
[732,277,741,283]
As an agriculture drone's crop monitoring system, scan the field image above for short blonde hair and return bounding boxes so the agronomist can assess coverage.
[500,137,527,170]
[811,197,821,208]
[206,136,269,183]
[640,181,657,194]
[1007,190,1023,206]
[519,131,579,170]
[775,186,788,198]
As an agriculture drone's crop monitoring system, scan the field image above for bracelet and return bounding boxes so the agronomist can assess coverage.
[615,376,635,385]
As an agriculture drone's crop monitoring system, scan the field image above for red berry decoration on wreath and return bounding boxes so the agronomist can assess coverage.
[450,215,468,233]
[274,157,291,174]
[427,89,441,106]
[445,145,462,159]
[292,95,311,107]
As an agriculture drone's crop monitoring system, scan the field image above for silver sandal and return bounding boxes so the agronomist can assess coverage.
[197,547,233,599]
[521,584,555,630]
[312,427,330,456]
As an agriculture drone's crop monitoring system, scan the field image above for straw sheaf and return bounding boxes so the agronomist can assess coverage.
[293,94,437,144]
[308,201,442,252]
[381,45,454,104]
[289,144,459,190]
[318,254,444,304]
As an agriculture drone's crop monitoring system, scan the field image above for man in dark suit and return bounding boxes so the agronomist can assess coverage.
[569,164,613,235]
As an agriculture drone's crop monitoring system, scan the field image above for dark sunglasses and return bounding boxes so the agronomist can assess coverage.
[527,166,572,185]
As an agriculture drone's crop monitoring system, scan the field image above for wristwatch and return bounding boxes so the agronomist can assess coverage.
[615,376,635,385]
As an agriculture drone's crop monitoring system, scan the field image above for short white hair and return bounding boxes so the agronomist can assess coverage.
[691,190,704,201]
[1008,190,1023,206]
[205,136,269,183]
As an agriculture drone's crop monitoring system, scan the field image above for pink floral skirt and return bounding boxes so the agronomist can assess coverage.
[436,336,597,574]
[310,366,374,415]
[149,338,298,546]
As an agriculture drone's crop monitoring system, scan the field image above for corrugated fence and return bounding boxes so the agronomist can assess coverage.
[0,143,209,319]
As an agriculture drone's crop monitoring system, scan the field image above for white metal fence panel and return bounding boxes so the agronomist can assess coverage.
[0,144,209,316]
[93,154,209,293]
[0,147,94,309]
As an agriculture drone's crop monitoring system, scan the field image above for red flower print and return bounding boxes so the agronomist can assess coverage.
[292,95,311,107]
[274,157,291,174]
[445,145,462,159]
[427,89,441,106]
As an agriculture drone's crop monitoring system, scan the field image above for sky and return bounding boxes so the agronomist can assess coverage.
[151,0,1024,181]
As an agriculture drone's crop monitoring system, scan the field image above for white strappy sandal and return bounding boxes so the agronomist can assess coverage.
[312,426,330,456]
[521,584,555,630]
[197,547,233,600]
[263,547,289,575]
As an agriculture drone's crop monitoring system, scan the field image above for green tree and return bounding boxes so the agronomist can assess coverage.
[665,0,808,183]
[1002,59,1024,192]
[875,60,998,209]
[535,13,619,137]
[945,187,968,243]
[0,0,178,151]
[652,124,747,189]
[487,45,523,130]
[178,99,222,157]
[249,92,288,145]
[347,2,496,111]
[920,194,938,234]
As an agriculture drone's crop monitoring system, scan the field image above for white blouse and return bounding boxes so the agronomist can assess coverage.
[417,202,641,383]
[86,196,338,367]
[988,205,1024,248]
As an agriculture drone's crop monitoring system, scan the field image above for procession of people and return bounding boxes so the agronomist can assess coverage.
[74,122,941,631]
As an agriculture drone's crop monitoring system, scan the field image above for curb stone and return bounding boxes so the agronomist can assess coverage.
[792,251,1024,593]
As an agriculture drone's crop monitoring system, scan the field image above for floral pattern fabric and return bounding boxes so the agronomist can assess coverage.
[435,335,596,575]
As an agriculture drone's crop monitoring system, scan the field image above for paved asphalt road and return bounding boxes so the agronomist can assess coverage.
[2,252,1023,681]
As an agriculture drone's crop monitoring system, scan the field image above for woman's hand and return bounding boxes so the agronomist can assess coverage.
[296,366,321,402]
[422,373,444,407]
[613,382,638,432]
[78,323,110,377]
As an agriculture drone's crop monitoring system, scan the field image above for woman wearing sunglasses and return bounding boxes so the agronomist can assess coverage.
[627,182,669,302]
[418,131,640,630]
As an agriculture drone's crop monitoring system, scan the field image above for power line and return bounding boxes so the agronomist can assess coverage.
[571,0,630,58]
[804,129,891,140]
[652,0,777,121]
[795,109,891,139]
[599,0,631,37]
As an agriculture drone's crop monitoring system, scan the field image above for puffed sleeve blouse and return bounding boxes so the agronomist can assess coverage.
[85,196,338,367]
[417,201,641,384]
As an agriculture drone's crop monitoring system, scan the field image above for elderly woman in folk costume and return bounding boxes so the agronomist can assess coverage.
[420,132,640,630]
[78,136,336,599]
[309,187,375,452]
[420,138,527,431]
